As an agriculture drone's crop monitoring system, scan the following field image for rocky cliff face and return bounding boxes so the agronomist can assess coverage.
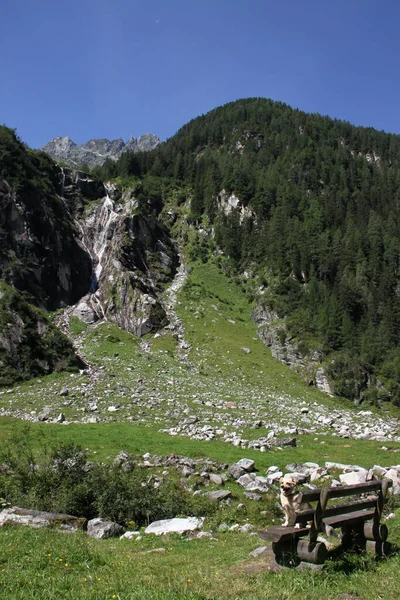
[252,305,334,396]
[70,183,179,336]
[0,177,93,310]
[41,134,161,168]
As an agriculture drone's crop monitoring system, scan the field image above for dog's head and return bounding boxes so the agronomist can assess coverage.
[279,475,297,497]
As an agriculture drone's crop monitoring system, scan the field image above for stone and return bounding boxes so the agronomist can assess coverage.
[249,545,271,558]
[120,531,141,539]
[228,463,246,480]
[244,492,262,501]
[238,474,270,492]
[267,471,283,483]
[209,474,223,485]
[339,470,368,486]
[267,466,280,474]
[145,517,204,535]
[87,518,124,539]
[310,468,328,482]
[72,300,98,324]
[237,458,255,472]
[370,465,387,479]
[205,490,232,501]
[59,388,69,397]
[56,413,65,423]
[385,468,400,487]
[0,507,86,531]
[238,524,254,532]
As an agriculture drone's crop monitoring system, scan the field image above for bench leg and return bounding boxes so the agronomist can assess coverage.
[341,524,366,552]
[271,540,300,568]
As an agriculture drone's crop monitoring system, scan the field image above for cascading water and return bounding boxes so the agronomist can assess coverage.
[90,186,118,292]
[60,167,65,199]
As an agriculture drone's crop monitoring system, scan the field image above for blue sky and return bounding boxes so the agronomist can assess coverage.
[1,0,399,147]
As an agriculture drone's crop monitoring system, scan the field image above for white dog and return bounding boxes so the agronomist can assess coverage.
[280,475,312,527]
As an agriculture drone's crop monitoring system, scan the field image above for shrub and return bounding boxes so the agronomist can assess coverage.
[0,437,219,526]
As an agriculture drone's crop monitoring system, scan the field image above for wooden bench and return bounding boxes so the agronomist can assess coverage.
[258,479,392,570]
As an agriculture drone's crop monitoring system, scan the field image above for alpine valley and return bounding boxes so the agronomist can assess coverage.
[2,98,400,599]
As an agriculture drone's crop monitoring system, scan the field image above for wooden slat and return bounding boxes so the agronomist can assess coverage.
[258,526,309,543]
[298,489,322,503]
[323,509,375,528]
[324,480,389,500]
[296,497,377,524]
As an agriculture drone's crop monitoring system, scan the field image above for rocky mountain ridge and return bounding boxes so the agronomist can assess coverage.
[41,133,161,168]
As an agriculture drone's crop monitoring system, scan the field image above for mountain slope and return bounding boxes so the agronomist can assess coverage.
[95,97,400,405]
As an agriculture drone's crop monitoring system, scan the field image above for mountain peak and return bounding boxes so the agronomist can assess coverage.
[41,134,161,168]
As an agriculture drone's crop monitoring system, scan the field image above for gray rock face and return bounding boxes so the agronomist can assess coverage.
[87,517,124,539]
[0,177,93,310]
[41,134,161,168]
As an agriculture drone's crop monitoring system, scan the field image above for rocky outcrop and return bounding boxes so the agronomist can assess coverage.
[41,134,161,169]
[69,185,179,336]
[216,189,255,223]
[252,306,334,393]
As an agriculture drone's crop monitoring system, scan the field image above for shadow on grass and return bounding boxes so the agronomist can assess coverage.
[323,542,400,575]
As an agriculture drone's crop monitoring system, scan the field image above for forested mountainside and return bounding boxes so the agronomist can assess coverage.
[93,98,400,405]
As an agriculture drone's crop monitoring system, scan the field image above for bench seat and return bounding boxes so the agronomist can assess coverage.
[258,525,309,543]
[323,509,375,529]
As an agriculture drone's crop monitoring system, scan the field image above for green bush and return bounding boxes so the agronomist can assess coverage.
[0,437,219,526]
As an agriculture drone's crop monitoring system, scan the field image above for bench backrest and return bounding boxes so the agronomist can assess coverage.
[295,479,392,544]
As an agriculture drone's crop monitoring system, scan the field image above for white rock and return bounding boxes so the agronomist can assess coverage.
[120,531,141,540]
[145,517,204,535]
[339,470,368,486]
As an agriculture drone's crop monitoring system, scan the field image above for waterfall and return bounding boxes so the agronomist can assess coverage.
[60,167,65,199]
[90,186,118,291]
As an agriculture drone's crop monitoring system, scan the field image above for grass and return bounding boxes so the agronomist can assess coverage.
[1,518,400,599]
[1,418,399,470]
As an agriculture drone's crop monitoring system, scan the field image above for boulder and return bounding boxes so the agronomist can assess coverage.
[145,517,204,535]
[0,507,86,531]
[339,470,368,486]
[238,474,270,492]
[87,518,124,539]
[237,458,255,472]
[228,463,246,480]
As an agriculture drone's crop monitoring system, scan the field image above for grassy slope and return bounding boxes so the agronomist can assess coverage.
[1,260,400,599]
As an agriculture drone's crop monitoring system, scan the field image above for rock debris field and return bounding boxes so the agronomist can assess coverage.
[1,343,399,448]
